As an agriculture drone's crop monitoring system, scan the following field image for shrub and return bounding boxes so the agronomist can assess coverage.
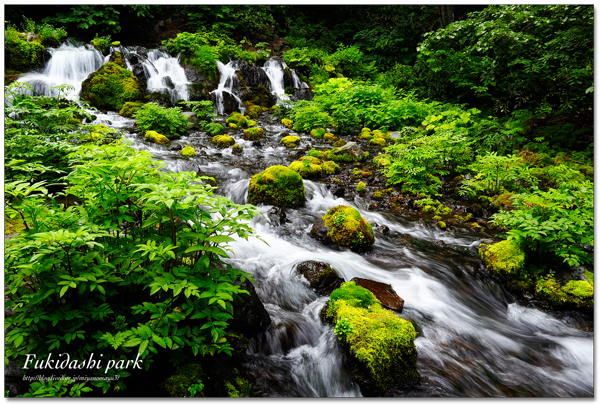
[133,103,189,139]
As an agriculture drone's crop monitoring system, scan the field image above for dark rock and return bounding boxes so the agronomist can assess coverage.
[188,82,211,101]
[297,261,344,296]
[169,144,183,152]
[230,279,271,337]
[290,88,314,102]
[309,218,333,246]
[183,64,209,83]
[162,75,175,89]
[147,91,172,108]
[331,142,363,161]
[237,60,270,88]
[123,52,148,91]
[350,277,404,312]
[182,111,199,129]
[376,225,390,235]
[333,187,345,198]
[220,91,241,114]
[268,206,287,226]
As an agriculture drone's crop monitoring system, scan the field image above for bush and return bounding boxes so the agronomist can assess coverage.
[5,142,260,394]
[133,103,189,139]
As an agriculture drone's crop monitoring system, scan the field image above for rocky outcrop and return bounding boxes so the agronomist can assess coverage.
[237,60,270,88]
[123,52,148,91]
[297,261,344,296]
[350,277,404,312]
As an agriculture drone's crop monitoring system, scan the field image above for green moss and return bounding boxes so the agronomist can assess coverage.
[180,146,197,157]
[561,279,593,298]
[361,127,371,133]
[310,128,327,139]
[226,112,248,126]
[5,33,46,71]
[359,133,373,140]
[324,132,338,142]
[81,61,143,111]
[119,101,143,118]
[333,139,347,148]
[479,240,525,278]
[289,157,323,179]
[281,118,294,129]
[5,70,22,86]
[145,130,170,144]
[322,205,375,252]
[232,144,242,152]
[243,127,264,141]
[280,135,301,148]
[352,168,362,176]
[328,281,419,392]
[535,274,593,310]
[321,160,340,175]
[5,215,26,235]
[212,135,235,148]
[248,165,306,208]
[111,41,121,46]
[228,123,238,129]
[90,36,110,54]
[244,103,263,118]
[163,363,205,397]
[369,137,387,147]
[246,119,258,127]
[357,181,366,193]
[438,221,447,229]
[372,129,384,138]
[584,270,594,286]
[372,190,384,200]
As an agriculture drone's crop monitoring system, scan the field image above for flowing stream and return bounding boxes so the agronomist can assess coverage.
[12,46,594,398]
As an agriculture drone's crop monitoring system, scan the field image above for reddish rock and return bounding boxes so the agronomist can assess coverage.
[350,277,404,312]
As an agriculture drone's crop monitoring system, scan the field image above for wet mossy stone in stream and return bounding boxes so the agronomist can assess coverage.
[281,118,294,129]
[311,205,375,252]
[296,261,344,296]
[119,101,143,118]
[350,277,404,312]
[322,160,340,175]
[479,240,525,278]
[243,127,264,141]
[248,165,306,208]
[310,128,327,139]
[535,273,594,311]
[325,281,419,395]
[81,58,144,111]
[280,135,300,148]
[212,135,235,148]
[145,130,170,144]
[180,146,197,157]
[289,156,323,179]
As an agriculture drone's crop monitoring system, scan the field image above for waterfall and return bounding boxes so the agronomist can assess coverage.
[141,49,190,106]
[262,59,309,104]
[210,60,245,115]
[16,41,104,98]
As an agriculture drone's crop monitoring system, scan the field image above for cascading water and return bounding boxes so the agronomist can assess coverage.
[140,49,190,105]
[210,60,245,115]
[262,59,308,103]
[16,41,104,97]
[116,119,593,397]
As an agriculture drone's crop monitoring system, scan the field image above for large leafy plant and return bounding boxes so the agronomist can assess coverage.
[133,102,189,138]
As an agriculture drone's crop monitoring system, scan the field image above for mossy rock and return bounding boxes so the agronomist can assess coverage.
[119,101,143,118]
[243,127,264,141]
[322,160,340,175]
[81,61,144,111]
[372,190,385,200]
[319,205,375,252]
[310,128,327,139]
[229,123,239,129]
[333,139,347,148]
[281,118,294,129]
[212,135,235,148]
[357,181,366,193]
[289,157,323,179]
[163,363,205,397]
[90,37,110,54]
[373,154,391,167]
[369,137,386,147]
[479,240,525,278]
[244,103,264,119]
[232,144,243,154]
[111,41,121,47]
[536,274,593,311]
[280,135,300,148]
[226,112,249,127]
[326,281,419,394]
[491,193,515,210]
[5,70,23,86]
[248,165,306,208]
[5,36,45,71]
[145,130,169,144]
[180,146,197,157]
[324,132,338,142]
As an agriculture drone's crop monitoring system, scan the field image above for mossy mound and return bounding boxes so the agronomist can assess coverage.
[180,146,197,157]
[282,118,294,129]
[324,132,338,142]
[326,281,419,394]
[226,112,254,128]
[163,363,205,397]
[212,135,235,148]
[119,101,143,118]
[322,205,375,252]
[145,130,170,144]
[280,135,301,148]
[244,103,264,119]
[289,157,323,179]
[243,127,264,141]
[357,181,366,193]
[369,137,387,147]
[310,128,327,139]
[81,60,144,111]
[322,160,340,175]
[479,240,525,278]
[5,34,45,71]
[536,274,593,311]
[248,165,306,208]
[232,144,243,154]
[373,154,391,167]
[90,36,110,54]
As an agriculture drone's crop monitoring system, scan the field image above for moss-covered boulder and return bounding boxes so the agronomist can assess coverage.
[5,34,46,71]
[232,144,243,154]
[248,165,306,208]
[324,281,419,395]
[180,146,197,157]
[119,101,143,118]
[369,137,386,147]
[81,59,144,111]
[281,118,294,129]
[357,181,366,193]
[145,130,169,144]
[479,240,525,278]
[280,135,300,148]
[212,135,235,148]
[310,128,327,139]
[535,273,594,311]
[321,160,340,175]
[311,205,375,252]
[289,156,323,179]
[324,132,338,142]
[226,112,256,128]
[243,127,264,141]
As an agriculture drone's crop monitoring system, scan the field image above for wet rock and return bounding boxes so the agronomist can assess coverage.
[350,277,404,312]
[309,218,332,246]
[183,64,209,83]
[297,261,344,296]
[237,60,270,88]
[161,75,175,89]
[376,225,390,235]
[26,32,36,42]
[268,206,287,226]
[310,206,375,252]
[169,144,183,152]
[123,52,148,91]
[230,279,271,337]
[333,187,345,198]
[330,142,363,161]
[290,88,314,102]
[182,111,199,129]
[221,91,241,114]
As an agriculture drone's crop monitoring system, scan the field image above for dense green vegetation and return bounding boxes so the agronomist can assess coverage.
[4,3,594,397]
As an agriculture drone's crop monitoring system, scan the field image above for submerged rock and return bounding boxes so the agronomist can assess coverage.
[297,261,344,296]
[248,165,306,208]
[350,277,404,312]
